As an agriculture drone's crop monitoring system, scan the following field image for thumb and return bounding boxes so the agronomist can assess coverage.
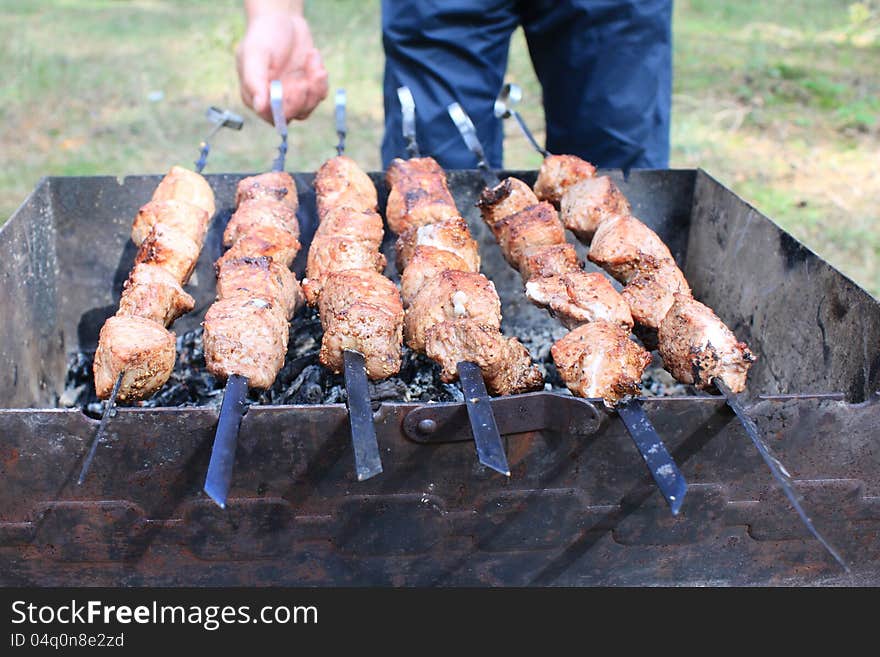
[242,46,271,115]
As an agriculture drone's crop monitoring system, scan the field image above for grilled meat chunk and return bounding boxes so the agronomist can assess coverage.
[384,157,459,234]
[217,224,301,270]
[317,270,404,379]
[216,256,303,320]
[657,294,755,393]
[314,155,378,218]
[404,270,502,352]
[560,176,630,242]
[395,215,480,273]
[620,258,692,328]
[424,319,544,395]
[151,165,216,218]
[588,214,675,283]
[551,320,651,404]
[314,206,384,247]
[477,177,539,231]
[93,315,176,401]
[132,199,209,248]
[399,246,471,307]
[223,199,300,248]
[525,271,633,330]
[134,223,200,285]
[235,171,298,211]
[534,154,596,207]
[519,244,581,281]
[492,202,566,271]
[302,237,387,305]
[117,263,195,326]
[203,295,290,389]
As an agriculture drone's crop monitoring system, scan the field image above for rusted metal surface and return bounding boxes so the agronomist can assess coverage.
[1,170,879,585]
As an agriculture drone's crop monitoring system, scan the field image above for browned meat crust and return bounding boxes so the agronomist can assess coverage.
[117,263,195,326]
[551,320,651,405]
[657,294,755,392]
[235,171,298,211]
[93,315,176,401]
[533,154,596,207]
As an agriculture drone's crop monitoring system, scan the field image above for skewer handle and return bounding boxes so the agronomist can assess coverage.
[715,378,849,571]
[447,103,499,188]
[270,80,288,172]
[397,86,420,158]
[343,350,383,481]
[457,361,510,477]
[494,84,550,158]
[196,107,244,173]
[335,89,347,156]
[204,374,249,509]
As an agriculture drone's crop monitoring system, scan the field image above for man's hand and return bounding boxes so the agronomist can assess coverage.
[236,2,329,123]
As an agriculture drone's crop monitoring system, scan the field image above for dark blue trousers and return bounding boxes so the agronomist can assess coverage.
[381,0,672,169]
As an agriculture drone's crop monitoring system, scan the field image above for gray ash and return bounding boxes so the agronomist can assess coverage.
[64,309,689,415]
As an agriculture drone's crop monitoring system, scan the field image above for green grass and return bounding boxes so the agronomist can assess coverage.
[1,0,878,293]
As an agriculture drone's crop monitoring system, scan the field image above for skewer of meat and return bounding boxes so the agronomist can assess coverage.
[202,80,304,508]
[448,102,687,513]
[504,104,845,566]
[301,89,402,481]
[80,111,242,484]
[386,88,543,476]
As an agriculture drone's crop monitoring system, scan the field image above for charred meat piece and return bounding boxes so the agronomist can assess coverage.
[533,154,596,207]
[93,315,176,401]
[134,223,200,285]
[216,256,303,320]
[526,270,634,330]
[132,199,209,248]
[117,263,195,326]
[560,176,631,242]
[203,295,290,389]
[404,270,501,352]
[395,215,480,273]
[235,171,298,211]
[314,155,379,218]
[399,246,471,307]
[620,258,692,329]
[217,224,301,270]
[551,320,651,405]
[302,237,387,305]
[424,319,544,395]
[519,243,581,281]
[477,177,539,231]
[588,214,675,283]
[384,157,459,234]
[492,202,566,271]
[314,206,384,248]
[317,269,404,380]
[657,294,755,393]
[223,199,300,248]
[151,165,216,218]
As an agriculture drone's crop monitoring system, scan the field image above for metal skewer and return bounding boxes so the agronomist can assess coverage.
[715,378,848,571]
[77,371,123,485]
[204,80,289,508]
[449,101,687,507]
[195,107,244,173]
[494,82,642,179]
[79,107,241,487]
[331,87,383,481]
[396,89,509,476]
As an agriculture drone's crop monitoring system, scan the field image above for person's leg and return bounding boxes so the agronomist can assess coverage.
[381,0,518,169]
[521,0,673,169]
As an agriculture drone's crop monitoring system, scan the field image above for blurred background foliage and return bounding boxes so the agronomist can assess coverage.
[0,0,877,292]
